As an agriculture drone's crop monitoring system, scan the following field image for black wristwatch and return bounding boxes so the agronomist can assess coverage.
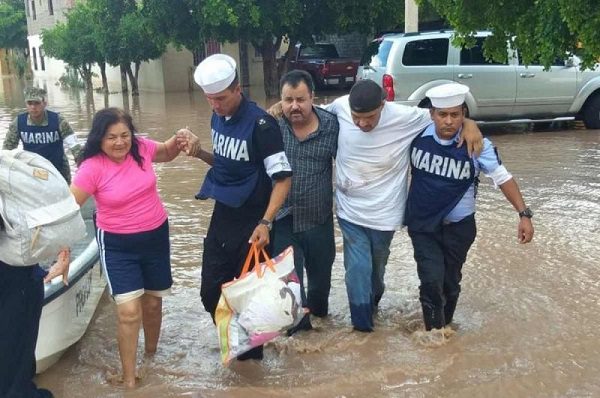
[518,207,533,219]
[258,218,273,230]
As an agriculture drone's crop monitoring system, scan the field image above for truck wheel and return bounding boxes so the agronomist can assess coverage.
[582,94,600,129]
[531,121,553,132]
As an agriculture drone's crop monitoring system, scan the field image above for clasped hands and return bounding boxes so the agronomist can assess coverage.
[175,128,201,157]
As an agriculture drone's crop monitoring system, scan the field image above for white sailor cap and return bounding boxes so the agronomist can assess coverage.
[426,83,470,108]
[194,54,237,94]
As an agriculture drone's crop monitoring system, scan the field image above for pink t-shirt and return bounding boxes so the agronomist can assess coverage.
[73,137,168,233]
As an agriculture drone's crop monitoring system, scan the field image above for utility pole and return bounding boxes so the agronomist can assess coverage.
[405,0,419,33]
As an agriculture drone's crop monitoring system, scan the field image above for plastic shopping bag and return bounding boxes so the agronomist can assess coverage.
[215,244,304,365]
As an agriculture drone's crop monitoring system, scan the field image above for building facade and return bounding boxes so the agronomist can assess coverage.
[23,1,364,94]
[23,0,267,93]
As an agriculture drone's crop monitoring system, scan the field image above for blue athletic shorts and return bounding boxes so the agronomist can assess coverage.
[96,219,172,302]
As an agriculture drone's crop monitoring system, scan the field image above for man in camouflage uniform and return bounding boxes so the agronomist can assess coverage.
[2,87,81,183]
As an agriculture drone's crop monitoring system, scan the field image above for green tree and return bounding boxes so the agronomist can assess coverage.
[142,0,203,53]
[0,0,27,49]
[42,2,102,92]
[327,0,404,35]
[116,10,166,95]
[151,0,404,98]
[200,0,311,98]
[88,0,134,93]
[142,0,305,97]
[91,0,166,95]
[420,0,600,70]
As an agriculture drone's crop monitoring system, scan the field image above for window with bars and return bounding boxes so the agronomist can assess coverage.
[193,40,223,65]
[32,47,38,70]
[39,48,45,71]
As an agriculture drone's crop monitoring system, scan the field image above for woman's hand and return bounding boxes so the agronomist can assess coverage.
[44,248,71,285]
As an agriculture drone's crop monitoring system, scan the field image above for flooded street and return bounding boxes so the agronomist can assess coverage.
[2,76,600,397]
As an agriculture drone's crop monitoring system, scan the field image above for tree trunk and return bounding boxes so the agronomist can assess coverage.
[99,62,109,94]
[85,87,95,113]
[82,65,95,113]
[120,64,128,93]
[126,64,139,96]
[239,40,250,97]
[279,36,296,78]
[122,91,130,113]
[134,62,140,82]
[260,37,280,100]
[132,95,141,114]
[84,72,93,93]
[85,91,95,119]
[78,65,93,92]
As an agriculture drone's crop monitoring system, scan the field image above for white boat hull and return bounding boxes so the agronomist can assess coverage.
[35,203,107,373]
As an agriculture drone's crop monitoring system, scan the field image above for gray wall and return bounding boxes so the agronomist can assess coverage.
[25,0,73,35]
[322,33,369,58]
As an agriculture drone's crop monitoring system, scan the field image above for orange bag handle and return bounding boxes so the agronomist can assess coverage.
[256,247,276,277]
[239,243,259,276]
[239,243,276,278]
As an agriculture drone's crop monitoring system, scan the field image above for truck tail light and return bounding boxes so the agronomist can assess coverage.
[383,74,394,101]
[321,64,330,75]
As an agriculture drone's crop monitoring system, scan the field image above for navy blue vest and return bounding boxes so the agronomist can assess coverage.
[197,97,265,208]
[17,111,63,173]
[404,130,475,232]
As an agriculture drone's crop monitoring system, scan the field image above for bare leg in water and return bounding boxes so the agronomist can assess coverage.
[142,294,162,355]
[115,298,142,388]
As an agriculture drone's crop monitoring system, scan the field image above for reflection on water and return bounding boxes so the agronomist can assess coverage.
[2,76,600,397]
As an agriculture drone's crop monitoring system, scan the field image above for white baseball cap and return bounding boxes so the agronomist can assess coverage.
[426,83,470,108]
[194,54,237,94]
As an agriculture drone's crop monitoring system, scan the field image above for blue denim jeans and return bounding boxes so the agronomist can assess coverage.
[338,217,395,331]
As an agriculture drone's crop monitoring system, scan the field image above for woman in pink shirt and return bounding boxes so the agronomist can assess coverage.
[70,108,181,388]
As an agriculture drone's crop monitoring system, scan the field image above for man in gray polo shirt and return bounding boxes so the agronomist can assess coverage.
[272,70,339,333]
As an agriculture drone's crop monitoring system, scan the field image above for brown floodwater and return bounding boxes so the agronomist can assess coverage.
[1,76,599,398]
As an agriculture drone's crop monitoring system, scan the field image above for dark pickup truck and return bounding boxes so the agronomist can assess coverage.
[289,43,360,89]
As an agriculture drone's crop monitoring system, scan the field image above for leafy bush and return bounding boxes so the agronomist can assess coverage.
[58,67,85,89]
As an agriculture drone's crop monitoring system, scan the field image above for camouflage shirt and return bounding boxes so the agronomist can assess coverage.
[3,110,82,184]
